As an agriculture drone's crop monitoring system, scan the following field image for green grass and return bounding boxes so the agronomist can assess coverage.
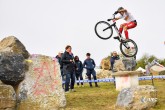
[65,79,165,110]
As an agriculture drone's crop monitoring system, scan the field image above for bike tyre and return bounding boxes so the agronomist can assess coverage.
[95,21,113,40]
[120,39,138,57]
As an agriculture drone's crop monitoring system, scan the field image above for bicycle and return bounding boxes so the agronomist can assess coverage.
[94,14,138,57]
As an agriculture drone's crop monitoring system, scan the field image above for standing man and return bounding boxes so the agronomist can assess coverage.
[83,53,99,87]
[56,52,64,89]
[61,45,75,93]
[110,51,120,71]
[74,56,84,87]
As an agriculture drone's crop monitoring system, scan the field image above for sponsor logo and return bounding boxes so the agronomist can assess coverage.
[141,96,157,103]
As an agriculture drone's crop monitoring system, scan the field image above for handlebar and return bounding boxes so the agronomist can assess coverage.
[107,14,116,21]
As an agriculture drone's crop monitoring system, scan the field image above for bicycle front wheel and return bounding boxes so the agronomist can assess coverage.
[95,21,113,40]
[120,39,138,57]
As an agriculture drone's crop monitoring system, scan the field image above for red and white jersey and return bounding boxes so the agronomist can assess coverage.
[119,11,135,22]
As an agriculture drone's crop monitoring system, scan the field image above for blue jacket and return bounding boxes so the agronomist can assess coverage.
[83,58,96,70]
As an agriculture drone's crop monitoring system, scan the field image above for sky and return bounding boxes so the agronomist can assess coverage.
[0,0,165,65]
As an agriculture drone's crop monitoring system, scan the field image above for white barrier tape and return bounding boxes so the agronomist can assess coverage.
[62,75,165,83]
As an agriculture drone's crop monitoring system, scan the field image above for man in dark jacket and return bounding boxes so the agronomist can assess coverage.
[110,51,120,71]
[74,56,84,87]
[61,45,75,92]
[83,53,98,87]
[56,52,64,88]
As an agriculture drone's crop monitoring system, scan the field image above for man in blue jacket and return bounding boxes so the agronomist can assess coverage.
[83,53,99,87]
[61,45,75,93]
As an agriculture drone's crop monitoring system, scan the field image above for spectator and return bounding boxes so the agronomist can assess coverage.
[61,45,75,93]
[74,56,84,87]
[83,53,99,87]
[110,51,120,71]
[56,52,64,89]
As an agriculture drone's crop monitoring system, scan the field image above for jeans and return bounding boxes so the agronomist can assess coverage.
[65,73,75,92]
[86,69,98,87]
[75,72,83,85]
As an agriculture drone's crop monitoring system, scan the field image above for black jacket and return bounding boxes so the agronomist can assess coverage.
[61,51,75,73]
[56,55,63,69]
[75,60,83,73]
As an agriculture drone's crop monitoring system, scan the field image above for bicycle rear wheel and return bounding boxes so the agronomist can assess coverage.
[95,21,113,40]
[120,39,138,57]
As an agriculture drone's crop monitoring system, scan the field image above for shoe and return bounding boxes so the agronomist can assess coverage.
[95,85,99,87]
[113,36,120,40]
[65,91,70,94]
[71,89,76,92]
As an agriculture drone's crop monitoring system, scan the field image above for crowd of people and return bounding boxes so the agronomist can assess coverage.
[55,45,100,93]
[55,45,121,93]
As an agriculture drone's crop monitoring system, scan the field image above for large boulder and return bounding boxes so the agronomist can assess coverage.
[113,60,125,72]
[0,52,26,85]
[16,54,66,110]
[101,59,110,70]
[0,36,29,59]
[0,85,16,110]
[0,80,2,85]
[159,70,165,75]
[150,65,165,75]
[122,57,136,71]
[116,85,157,110]
[96,69,112,79]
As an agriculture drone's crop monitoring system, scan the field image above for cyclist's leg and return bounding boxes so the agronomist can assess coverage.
[124,22,137,39]
[119,23,127,34]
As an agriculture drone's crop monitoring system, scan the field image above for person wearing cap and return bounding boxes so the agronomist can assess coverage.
[61,45,76,93]
[110,51,120,71]
[112,7,137,40]
[83,53,99,87]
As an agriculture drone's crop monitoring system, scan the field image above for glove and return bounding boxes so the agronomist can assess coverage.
[114,11,118,15]
[107,19,111,21]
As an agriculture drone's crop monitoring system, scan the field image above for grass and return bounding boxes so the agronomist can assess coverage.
[65,79,165,110]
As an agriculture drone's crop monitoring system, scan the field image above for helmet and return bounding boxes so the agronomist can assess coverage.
[118,7,124,11]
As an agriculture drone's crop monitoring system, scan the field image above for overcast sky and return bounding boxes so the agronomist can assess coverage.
[0,0,165,65]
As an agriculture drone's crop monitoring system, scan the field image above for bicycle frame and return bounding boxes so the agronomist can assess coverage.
[104,14,125,42]
[109,22,129,48]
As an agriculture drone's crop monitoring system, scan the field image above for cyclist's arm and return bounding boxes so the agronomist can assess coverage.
[114,17,120,21]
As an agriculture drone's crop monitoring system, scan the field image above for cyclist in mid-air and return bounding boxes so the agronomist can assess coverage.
[111,7,137,40]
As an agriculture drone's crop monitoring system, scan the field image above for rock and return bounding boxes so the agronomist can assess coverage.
[116,85,157,110]
[16,54,66,110]
[0,52,26,85]
[0,36,29,59]
[0,85,16,110]
[0,80,2,85]
[112,71,142,91]
[159,70,165,75]
[96,69,112,79]
[113,60,125,72]
[122,57,136,71]
[150,65,165,75]
[101,59,110,70]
